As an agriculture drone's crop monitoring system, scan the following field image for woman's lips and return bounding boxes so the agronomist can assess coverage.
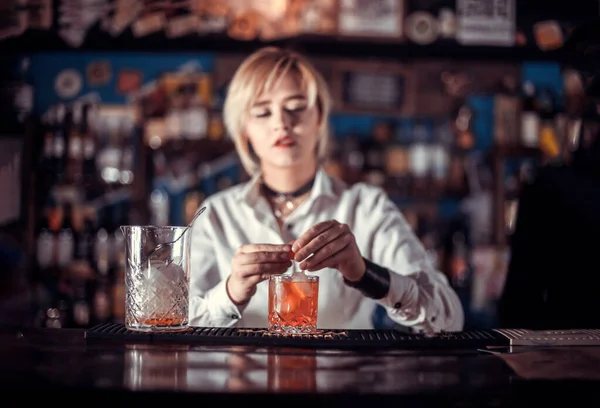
[274,136,296,147]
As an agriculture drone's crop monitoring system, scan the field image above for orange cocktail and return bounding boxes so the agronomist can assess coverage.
[268,272,319,334]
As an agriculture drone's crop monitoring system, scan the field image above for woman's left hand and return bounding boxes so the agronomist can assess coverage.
[291,220,366,282]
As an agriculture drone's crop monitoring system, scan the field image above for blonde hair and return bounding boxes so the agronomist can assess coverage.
[223,47,332,176]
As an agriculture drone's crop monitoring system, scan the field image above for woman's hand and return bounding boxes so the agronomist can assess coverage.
[227,244,292,305]
[291,220,366,282]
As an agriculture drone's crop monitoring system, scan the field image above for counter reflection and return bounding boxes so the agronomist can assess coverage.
[122,345,478,393]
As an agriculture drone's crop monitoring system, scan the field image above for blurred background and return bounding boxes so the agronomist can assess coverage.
[0,0,598,331]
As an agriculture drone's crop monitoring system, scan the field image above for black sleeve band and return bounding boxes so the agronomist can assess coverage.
[343,258,391,299]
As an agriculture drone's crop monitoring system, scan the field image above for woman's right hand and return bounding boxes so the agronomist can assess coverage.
[226,244,293,305]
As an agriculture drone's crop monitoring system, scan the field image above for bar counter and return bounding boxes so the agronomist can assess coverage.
[1,323,600,406]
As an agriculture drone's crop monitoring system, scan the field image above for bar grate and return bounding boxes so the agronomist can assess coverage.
[85,323,509,349]
[493,329,600,346]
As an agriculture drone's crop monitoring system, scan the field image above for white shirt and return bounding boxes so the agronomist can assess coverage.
[189,168,464,333]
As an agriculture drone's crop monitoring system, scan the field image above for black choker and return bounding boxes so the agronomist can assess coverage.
[262,176,316,200]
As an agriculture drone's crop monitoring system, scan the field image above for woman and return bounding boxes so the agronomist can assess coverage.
[189,47,464,333]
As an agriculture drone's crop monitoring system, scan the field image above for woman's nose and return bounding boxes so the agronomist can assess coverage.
[270,108,291,131]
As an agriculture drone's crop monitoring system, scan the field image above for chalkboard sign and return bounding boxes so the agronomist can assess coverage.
[342,71,404,109]
[331,61,415,115]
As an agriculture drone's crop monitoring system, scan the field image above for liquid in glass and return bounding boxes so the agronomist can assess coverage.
[268,272,319,334]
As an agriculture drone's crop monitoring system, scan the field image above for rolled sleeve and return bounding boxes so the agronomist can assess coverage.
[380,270,463,333]
[362,187,465,333]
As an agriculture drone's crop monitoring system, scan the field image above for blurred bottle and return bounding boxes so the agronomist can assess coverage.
[35,207,55,283]
[430,119,451,194]
[82,103,98,185]
[441,215,473,305]
[520,81,540,147]
[52,104,67,184]
[385,119,412,196]
[68,102,84,184]
[537,87,561,159]
[454,104,475,150]
[40,107,56,187]
[1,57,34,132]
[494,75,520,147]
[56,203,75,274]
[71,280,92,328]
[94,210,111,279]
[409,119,431,196]
[340,133,364,184]
[150,188,170,226]
[363,121,392,187]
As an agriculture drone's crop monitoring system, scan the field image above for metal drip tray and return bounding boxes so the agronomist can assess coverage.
[85,323,509,349]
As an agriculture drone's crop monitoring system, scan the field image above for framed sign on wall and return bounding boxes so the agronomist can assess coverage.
[330,60,416,116]
[337,0,405,40]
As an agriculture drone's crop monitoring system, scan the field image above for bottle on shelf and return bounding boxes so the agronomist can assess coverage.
[429,119,452,195]
[40,107,56,188]
[537,87,561,159]
[363,121,392,188]
[34,207,55,284]
[82,103,98,186]
[56,202,75,274]
[340,133,364,185]
[520,81,540,148]
[67,102,84,185]
[385,119,412,197]
[494,75,520,147]
[52,104,67,185]
[454,103,476,151]
[441,215,473,311]
[409,119,431,197]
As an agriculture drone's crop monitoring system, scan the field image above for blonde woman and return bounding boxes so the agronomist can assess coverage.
[189,47,464,332]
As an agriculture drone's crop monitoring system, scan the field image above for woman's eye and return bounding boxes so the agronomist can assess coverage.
[252,110,270,118]
[286,105,306,113]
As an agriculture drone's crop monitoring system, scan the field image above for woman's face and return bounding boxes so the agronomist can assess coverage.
[244,73,320,172]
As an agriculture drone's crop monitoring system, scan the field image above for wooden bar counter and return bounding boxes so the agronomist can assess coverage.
[1,323,599,406]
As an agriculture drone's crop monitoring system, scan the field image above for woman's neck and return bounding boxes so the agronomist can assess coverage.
[261,162,318,194]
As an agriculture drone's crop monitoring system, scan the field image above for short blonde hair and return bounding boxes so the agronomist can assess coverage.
[223,47,332,176]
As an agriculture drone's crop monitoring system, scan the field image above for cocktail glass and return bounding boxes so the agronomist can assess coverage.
[268,269,319,334]
[120,225,191,332]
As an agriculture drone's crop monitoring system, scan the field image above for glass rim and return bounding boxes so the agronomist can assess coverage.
[120,225,191,231]
[269,273,319,282]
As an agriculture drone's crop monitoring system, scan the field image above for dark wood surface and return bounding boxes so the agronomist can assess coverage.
[1,324,599,406]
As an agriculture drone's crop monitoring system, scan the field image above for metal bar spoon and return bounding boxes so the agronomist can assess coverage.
[144,206,206,265]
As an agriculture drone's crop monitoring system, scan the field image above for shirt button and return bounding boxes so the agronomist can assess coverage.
[394,302,402,309]
[231,314,239,320]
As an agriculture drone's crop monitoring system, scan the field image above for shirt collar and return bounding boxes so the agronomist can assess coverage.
[237,167,336,208]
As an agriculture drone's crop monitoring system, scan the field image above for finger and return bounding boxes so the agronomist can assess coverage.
[280,240,297,260]
[240,244,291,254]
[287,240,296,257]
[294,222,348,262]
[237,250,292,266]
[238,261,292,279]
[302,240,351,271]
[292,221,338,252]
[300,233,353,270]
[245,272,275,287]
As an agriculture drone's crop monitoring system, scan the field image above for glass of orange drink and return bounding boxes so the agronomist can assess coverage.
[268,261,319,334]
